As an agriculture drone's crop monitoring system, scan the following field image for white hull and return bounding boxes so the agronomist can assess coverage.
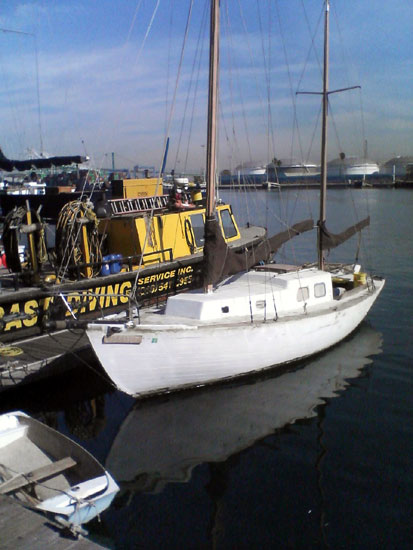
[87,269,384,398]
[328,163,379,178]
[106,324,382,493]
[236,169,267,177]
[234,164,267,176]
[277,165,320,178]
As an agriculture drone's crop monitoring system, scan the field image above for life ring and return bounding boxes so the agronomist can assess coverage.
[0,343,24,357]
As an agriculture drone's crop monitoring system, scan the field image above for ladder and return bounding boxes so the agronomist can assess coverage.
[109,194,170,216]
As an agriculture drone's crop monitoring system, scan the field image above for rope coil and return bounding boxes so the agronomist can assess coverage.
[56,200,102,279]
[2,206,47,274]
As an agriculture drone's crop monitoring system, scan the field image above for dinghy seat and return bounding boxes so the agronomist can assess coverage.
[0,456,76,495]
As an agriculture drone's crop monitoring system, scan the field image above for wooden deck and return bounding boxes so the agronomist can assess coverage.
[0,330,89,391]
[0,495,107,549]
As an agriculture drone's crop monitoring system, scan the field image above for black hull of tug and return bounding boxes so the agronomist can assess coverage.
[0,256,202,343]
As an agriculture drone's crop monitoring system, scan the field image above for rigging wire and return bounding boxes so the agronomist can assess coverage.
[165,2,174,142]
[256,0,277,234]
[173,0,208,173]
[65,0,162,204]
[0,49,25,155]
[130,0,195,300]
[126,0,145,44]
[257,0,276,168]
[133,0,161,68]
[358,88,367,156]
[182,0,209,174]
[33,33,44,155]
[0,28,43,157]
[225,0,253,163]
[297,1,324,91]
[274,1,306,166]
[270,2,318,259]
[221,1,271,228]
[328,100,344,156]
[235,0,269,140]
[330,1,365,157]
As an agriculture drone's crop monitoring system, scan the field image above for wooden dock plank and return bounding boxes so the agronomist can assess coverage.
[0,495,107,549]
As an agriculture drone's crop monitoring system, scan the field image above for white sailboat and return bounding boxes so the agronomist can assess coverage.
[86,0,384,398]
[105,324,382,494]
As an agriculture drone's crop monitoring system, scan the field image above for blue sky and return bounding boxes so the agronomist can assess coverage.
[0,1,412,173]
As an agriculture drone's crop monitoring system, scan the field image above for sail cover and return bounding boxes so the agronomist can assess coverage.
[204,217,314,286]
[319,217,370,250]
[0,148,87,172]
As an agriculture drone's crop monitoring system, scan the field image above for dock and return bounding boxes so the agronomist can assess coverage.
[0,329,89,391]
[0,495,107,549]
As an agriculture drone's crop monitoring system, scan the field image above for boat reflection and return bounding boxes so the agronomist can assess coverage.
[106,323,382,495]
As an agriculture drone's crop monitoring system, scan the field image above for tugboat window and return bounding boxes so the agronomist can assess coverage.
[219,209,238,239]
[189,213,205,247]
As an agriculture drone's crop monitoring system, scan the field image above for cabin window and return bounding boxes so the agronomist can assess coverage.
[297,286,309,302]
[219,209,238,239]
[314,282,326,298]
[189,213,205,247]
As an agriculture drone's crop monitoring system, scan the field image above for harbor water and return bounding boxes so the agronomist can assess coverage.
[1,188,412,549]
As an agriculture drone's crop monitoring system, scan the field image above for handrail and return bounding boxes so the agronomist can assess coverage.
[60,248,174,280]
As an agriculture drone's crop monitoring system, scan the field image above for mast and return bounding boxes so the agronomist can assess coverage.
[296,0,361,269]
[204,0,220,292]
[205,0,219,219]
[318,0,329,270]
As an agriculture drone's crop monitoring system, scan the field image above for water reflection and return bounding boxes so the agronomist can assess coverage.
[106,323,382,497]
[0,356,118,446]
[64,396,107,439]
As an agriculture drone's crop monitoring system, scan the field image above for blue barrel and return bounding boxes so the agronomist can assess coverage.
[110,253,122,274]
[101,255,111,276]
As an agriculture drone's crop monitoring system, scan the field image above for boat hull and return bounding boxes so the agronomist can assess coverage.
[41,477,119,526]
[105,324,382,493]
[0,412,119,527]
[87,278,384,397]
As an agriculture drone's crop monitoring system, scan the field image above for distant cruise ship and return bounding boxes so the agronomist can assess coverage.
[233,161,267,176]
[379,156,413,178]
[267,159,320,180]
[327,157,379,179]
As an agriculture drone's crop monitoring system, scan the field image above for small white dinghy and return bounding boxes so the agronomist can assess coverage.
[0,411,119,530]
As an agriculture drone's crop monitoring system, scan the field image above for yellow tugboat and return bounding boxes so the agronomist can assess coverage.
[0,176,265,342]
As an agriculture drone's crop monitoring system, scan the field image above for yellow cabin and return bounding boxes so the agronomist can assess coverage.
[102,203,241,265]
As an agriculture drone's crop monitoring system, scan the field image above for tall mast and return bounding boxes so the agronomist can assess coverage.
[204,0,220,293]
[318,0,329,270]
[297,0,360,270]
[205,0,219,219]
